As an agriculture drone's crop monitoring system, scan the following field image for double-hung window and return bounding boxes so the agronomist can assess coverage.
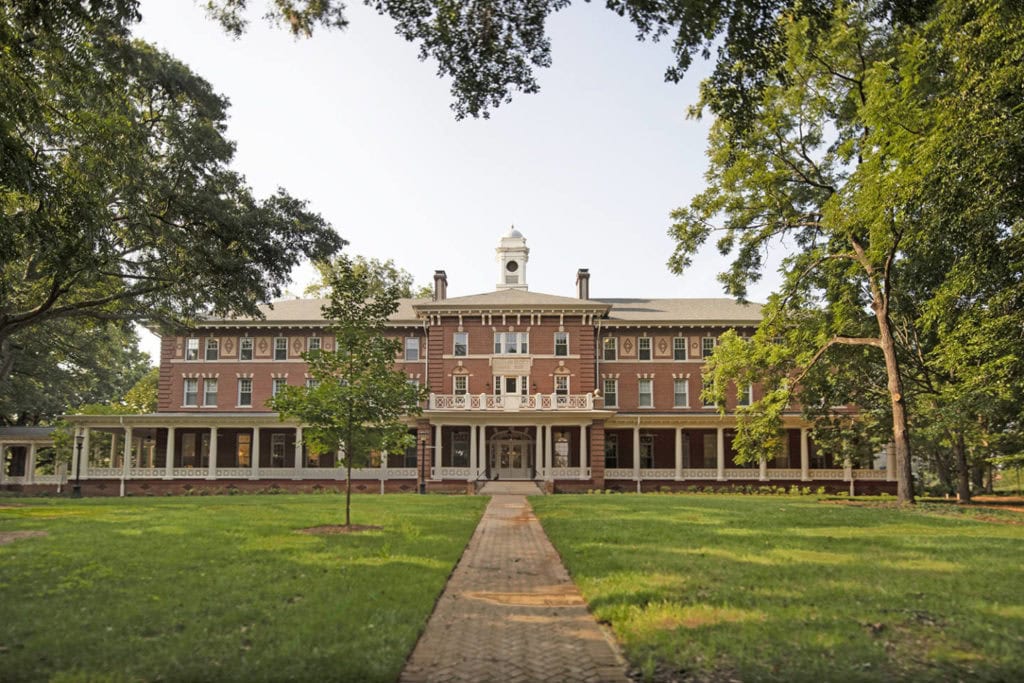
[453,375,468,395]
[738,383,753,406]
[274,337,288,361]
[493,332,529,354]
[638,337,652,361]
[203,378,218,406]
[272,377,287,397]
[453,332,468,357]
[701,337,717,359]
[183,378,198,406]
[555,375,569,396]
[185,338,199,361]
[307,337,321,352]
[404,337,420,361]
[306,378,320,389]
[673,337,688,360]
[602,338,617,361]
[602,379,618,407]
[270,434,286,467]
[702,379,716,408]
[205,339,219,361]
[239,337,253,361]
[674,379,689,407]
[638,379,653,408]
[237,378,252,407]
[554,332,568,357]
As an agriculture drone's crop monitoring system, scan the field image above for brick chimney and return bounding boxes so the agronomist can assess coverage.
[576,268,590,300]
[433,270,448,301]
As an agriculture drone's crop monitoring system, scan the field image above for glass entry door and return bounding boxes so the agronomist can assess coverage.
[488,430,534,480]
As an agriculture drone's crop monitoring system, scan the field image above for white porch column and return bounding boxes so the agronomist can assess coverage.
[26,443,37,484]
[479,425,487,478]
[122,427,133,477]
[207,427,218,480]
[885,442,897,481]
[800,428,811,481]
[81,427,91,480]
[164,427,175,479]
[534,424,543,479]
[759,457,768,482]
[251,426,260,479]
[674,428,683,481]
[579,424,588,477]
[109,432,118,467]
[293,426,303,479]
[545,425,554,480]
[632,426,641,482]
[843,457,853,482]
[469,424,478,481]
[716,427,726,481]
[433,424,442,477]
[69,429,80,483]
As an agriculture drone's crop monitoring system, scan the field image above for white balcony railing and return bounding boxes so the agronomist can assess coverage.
[428,393,594,411]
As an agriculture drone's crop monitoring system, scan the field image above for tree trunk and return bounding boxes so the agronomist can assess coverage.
[953,430,971,504]
[971,460,985,493]
[876,307,915,504]
[931,449,954,495]
[345,456,352,527]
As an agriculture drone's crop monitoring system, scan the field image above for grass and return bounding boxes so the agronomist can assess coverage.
[0,494,487,683]
[532,494,1024,682]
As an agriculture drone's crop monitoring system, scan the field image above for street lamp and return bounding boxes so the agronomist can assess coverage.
[72,433,84,498]
[419,437,427,495]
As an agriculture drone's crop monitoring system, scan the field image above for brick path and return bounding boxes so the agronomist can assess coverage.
[399,495,630,683]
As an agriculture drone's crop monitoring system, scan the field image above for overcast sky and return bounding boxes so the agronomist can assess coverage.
[133,1,782,359]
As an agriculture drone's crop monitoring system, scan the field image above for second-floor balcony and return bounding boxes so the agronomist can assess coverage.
[428,393,595,411]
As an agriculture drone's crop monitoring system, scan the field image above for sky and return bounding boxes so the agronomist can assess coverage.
[133,1,783,360]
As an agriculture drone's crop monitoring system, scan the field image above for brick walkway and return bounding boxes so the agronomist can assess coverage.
[399,495,630,683]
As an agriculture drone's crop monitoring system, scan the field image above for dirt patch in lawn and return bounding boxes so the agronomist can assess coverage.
[0,530,48,545]
[298,525,383,535]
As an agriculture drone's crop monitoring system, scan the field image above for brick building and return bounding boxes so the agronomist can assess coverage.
[43,229,896,495]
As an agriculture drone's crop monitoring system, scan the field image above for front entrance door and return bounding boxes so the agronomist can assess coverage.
[488,429,534,480]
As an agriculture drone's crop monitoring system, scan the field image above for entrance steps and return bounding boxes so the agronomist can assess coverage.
[476,480,546,496]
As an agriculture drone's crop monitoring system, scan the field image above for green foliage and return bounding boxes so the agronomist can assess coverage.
[270,255,426,524]
[0,1,345,376]
[304,255,430,299]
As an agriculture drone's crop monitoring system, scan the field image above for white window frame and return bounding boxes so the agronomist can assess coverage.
[305,378,320,389]
[554,375,569,395]
[237,378,252,407]
[236,433,252,467]
[183,378,198,406]
[640,434,655,468]
[603,378,618,407]
[602,337,617,361]
[702,337,717,359]
[185,338,199,362]
[554,332,569,357]
[738,382,753,406]
[272,377,287,397]
[270,433,287,467]
[674,379,689,408]
[453,375,468,395]
[702,379,716,408]
[673,337,688,361]
[274,337,288,361]
[307,336,321,352]
[638,378,653,408]
[203,378,218,406]
[205,339,219,361]
[239,337,253,361]
[638,337,652,361]
[404,337,420,361]
[493,332,529,355]
[605,434,619,468]
[453,332,468,357]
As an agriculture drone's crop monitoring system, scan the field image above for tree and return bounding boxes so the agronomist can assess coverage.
[1,2,345,385]
[270,255,424,526]
[0,319,151,426]
[677,0,1023,504]
[305,255,432,299]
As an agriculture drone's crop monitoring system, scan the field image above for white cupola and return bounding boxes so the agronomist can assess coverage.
[496,226,529,290]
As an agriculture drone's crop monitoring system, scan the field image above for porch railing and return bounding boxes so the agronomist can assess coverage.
[428,393,594,411]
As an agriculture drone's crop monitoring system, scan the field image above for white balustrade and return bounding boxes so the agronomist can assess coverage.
[639,468,677,480]
[384,468,418,479]
[852,469,887,480]
[214,468,252,478]
[604,468,635,479]
[33,474,66,485]
[771,469,804,479]
[682,468,718,479]
[723,468,761,479]
[810,470,846,480]
[429,393,594,411]
[439,467,474,478]
[172,468,209,479]
[549,467,591,480]
[128,468,161,478]
[88,467,123,478]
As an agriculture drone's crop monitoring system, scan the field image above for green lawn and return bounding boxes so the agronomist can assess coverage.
[0,494,487,683]
[532,495,1024,682]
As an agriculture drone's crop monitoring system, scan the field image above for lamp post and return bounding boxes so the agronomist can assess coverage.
[72,433,84,498]
[418,437,427,495]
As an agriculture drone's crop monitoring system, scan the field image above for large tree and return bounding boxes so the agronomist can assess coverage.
[1,2,345,385]
[304,255,432,299]
[680,0,1023,504]
[270,255,424,526]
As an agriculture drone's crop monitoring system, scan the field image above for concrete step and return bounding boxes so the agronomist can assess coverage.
[477,480,546,496]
